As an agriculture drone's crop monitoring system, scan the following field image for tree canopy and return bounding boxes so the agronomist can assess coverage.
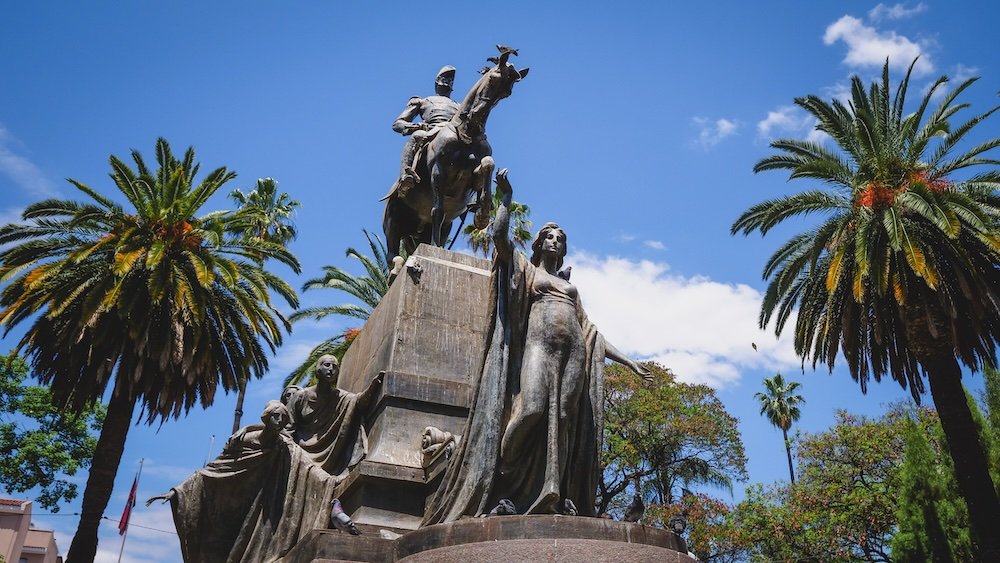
[0,352,104,511]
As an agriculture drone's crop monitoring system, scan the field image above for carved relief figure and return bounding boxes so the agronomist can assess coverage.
[288,354,384,479]
[147,401,338,563]
[423,170,651,524]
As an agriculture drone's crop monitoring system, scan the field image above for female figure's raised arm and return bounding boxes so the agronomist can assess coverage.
[492,168,514,263]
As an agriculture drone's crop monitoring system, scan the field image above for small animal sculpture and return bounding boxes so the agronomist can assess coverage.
[331,498,361,535]
[487,498,517,516]
[623,494,645,523]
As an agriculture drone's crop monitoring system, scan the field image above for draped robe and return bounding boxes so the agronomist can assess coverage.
[168,434,337,563]
[423,251,607,524]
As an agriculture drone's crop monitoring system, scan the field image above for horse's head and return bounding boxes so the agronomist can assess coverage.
[456,49,529,136]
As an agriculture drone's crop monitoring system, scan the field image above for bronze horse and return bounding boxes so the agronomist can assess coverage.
[383,49,528,262]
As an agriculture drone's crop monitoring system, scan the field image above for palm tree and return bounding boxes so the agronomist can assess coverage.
[461,191,532,256]
[286,230,391,387]
[229,177,300,245]
[227,177,300,432]
[0,138,299,562]
[754,373,804,484]
[732,59,1000,557]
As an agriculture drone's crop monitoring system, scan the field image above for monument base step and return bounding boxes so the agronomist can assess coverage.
[283,515,692,562]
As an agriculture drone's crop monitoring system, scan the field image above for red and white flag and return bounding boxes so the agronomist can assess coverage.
[118,475,138,535]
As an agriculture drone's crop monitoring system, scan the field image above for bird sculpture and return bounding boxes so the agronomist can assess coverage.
[623,493,645,523]
[331,498,360,535]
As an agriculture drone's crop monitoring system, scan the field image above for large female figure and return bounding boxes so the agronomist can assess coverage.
[424,170,650,524]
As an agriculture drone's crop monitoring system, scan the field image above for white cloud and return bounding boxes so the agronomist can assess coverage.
[757,106,812,139]
[0,125,58,197]
[569,252,800,388]
[613,232,637,243]
[868,2,927,21]
[806,128,832,145]
[925,63,979,101]
[823,15,933,75]
[757,106,829,145]
[821,81,853,105]
[94,499,179,563]
[692,117,740,149]
[951,63,979,84]
[643,240,666,251]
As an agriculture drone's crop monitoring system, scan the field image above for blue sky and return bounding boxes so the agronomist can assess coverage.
[2,2,999,560]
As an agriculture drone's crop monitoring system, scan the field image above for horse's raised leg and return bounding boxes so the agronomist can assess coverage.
[473,156,495,229]
[383,198,407,281]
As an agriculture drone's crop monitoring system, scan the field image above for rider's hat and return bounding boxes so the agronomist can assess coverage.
[436,65,457,81]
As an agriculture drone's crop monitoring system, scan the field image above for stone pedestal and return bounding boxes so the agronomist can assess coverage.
[334,245,492,530]
[285,246,694,562]
[285,516,693,562]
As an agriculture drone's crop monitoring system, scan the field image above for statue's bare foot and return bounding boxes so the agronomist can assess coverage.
[562,498,578,516]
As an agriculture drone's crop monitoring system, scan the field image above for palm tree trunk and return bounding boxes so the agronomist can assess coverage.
[66,385,136,563]
[232,375,246,433]
[924,353,1000,560]
[782,426,795,485]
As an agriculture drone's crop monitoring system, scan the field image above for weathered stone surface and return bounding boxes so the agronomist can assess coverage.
[287,515,692,562]
[332,245,491,530]
[339,244,491,394]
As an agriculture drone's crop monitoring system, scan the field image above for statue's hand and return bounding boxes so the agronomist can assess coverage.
[145,490,176,507]
[495,168,512,196]
[632,361,654,384]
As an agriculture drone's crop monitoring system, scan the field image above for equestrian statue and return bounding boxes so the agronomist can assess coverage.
[382,46,528,266]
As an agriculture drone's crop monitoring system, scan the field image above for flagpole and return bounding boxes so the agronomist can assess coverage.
[117,458,143,563]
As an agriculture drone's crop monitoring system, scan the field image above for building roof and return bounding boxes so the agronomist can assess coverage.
[0,498,29,510]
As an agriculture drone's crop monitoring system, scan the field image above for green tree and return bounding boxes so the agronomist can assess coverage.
[731,60,1000,556]
[0,138,299,562]
[893,415,973,562]
[754,373,804,484]
[227,177,300,432]
[286,230,390,387]
[732,408,916,561]
[461,191,532,257]
[600,363,747,515]
[982,366,1000,468]
[0,352,104,511]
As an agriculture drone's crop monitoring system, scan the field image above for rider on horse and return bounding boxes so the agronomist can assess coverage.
[391,65,460,197]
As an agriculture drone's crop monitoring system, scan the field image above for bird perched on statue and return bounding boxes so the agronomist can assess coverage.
[331,498,360,535]
[487,498,517,516]
[496,44,519,56]
[623,493,645,523]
